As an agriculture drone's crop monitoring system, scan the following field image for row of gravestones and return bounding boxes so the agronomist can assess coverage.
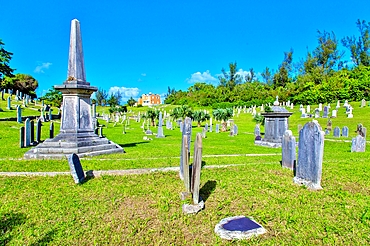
[282,120,367,190]
[19,118,54,148]
[16,105,54,123]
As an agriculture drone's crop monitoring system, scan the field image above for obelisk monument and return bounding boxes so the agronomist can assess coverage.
[24,19,124,159]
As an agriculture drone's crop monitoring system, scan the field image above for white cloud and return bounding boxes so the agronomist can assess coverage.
[236,69,251,78]
[108,86,140,103]
[141,73,147,77]
[186,70,218,84]
[34,62,52,73]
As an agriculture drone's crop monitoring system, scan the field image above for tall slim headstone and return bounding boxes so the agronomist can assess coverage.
[30,120,34,144]
[16,106,22,123]
[322,106,328,118]
[254,124,260,137]
[191,133,202,205]
[50,122,54,139]
[24,118,31,147]
[179,117,192,179]
[156,112,165,138]
[6,96,11,110]
[182,135,190,193]
[293,121,324,190]
[20,126,25,148]
[282,130,296,170]
[36,118,42,143]
[216,124,220,133]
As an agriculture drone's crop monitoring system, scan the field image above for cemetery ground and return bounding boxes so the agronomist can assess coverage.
[0,97,369,244]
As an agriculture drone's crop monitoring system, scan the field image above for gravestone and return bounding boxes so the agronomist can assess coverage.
[215,216,266,240]
[7,96,11,110]
[24,118,31,147]
[204,123,208,132]
[202,127,207,138]
[182,135,190,193]
[290,103,294,109]
[333,126,340,137]
[361,99,366,107]
[342,126,349,137]
[300,108,306,118]
[156,112,165,138]
[179,117,192,180]
[30,120,35,144]
[325,129,330,135]
[357,124,366,138]
[20,126,25,148]
[331,110,337,118]
[209,118,213,132]
[67,153,85,184]
[233,124,238,135]
[17,106,22,123]
[293,120,324,190]
[314,108,320,118]
[306,105,311,113]
[336,100,340,108]
[282,130,296,170]
[254,124,260,137]
[50,122,54,139]
[351,135,366,152]
[216,124,220,133]
[322,106,328,118]
[327,120,332,131]
[36,118,42,143]
[318,103,322,111]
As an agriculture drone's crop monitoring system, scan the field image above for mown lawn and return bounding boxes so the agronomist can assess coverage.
[0,98,369,245]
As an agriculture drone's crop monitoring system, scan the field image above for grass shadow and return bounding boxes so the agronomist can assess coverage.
[0,212,26,245]
[29,229,57,246]
[200,180,217,202]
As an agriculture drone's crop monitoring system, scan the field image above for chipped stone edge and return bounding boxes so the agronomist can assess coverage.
[214,216,267,240]
[182,200,205,214]
[293,177,323,191]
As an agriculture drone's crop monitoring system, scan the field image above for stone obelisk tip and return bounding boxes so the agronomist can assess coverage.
[66,18,87,84]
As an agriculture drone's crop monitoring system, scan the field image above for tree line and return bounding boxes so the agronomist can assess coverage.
[165,19,370,107]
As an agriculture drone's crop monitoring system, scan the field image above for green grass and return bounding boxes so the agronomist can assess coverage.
[0,98,369,245]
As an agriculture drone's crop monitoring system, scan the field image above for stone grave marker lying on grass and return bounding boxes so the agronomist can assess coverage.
[67,153,85,184]
[282,130,296,170]
[182,133,204,214]
[293,120,324,190]
[342,126,349,137]
[351,135,366,152]
[333,127,340,137]
[215,216,266,240]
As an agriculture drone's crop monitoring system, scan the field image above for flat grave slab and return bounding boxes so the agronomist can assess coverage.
[215,216,266,240]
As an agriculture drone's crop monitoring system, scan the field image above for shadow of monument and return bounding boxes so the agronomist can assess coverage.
[0,212,26,245]
[119,141,150,148]
[29,229,57,246]
[200,180,217,202]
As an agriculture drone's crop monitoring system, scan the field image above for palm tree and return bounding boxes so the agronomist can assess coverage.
[171,105,193,120]
[192,110,210,127]
[212,108,233,132]
[144,108,159,126]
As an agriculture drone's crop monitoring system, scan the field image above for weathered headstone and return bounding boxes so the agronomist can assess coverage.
[351,135,366,152]
[293,120,324,190]
[16,106,22,123]
[282,130,296,170]
[331,109,337,118]
[327,120,332,131]
[361,99,366,107]
[30,120,34,144]
[357,124,366,138]
[314,108,320,118]
[216,124,220,133]
[156,112,165,138]
[23,118,31,147]
[182,135,190,193]
[179,117,192,179]
[306,105,311,113]
[191,133,202,205]
[300,108,306,118]
[233,124,238,135]
[36,118,42,143]
[50,122,54,139]
[318,103,323,111]
[20,126,25,148]
[342,126,349,137]
[254,124,260,137]
[202,127,207,138]
[333,126,340,137]
[67,153,85,184]
[322,106,328,118]
[6,96,11,110]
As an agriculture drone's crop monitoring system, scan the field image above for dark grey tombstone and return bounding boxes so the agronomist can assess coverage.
[342,126,349,137]
[191,133,202,205]
[351,135,366,152]
[282,130,296,170]
[16,106,22,123]
[36,118,42,143]
[24,118,31,147]
[48,108,52,121]
[20,126,25,148]
[254,124,260,137]
[180,117,192,179]
[333,127,340,137]
[67,153,85,184]
[50,122,54,139]
[294,121,324,190]
[30,120,34,144]
[322,106,328,118]
[216,124,220,133]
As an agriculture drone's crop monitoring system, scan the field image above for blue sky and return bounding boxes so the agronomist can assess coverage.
[1,1,369,103]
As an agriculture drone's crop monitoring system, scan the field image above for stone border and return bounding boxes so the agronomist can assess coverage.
[215,216,267,240]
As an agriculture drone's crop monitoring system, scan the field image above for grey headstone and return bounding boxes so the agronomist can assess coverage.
[205,123,208,132]
[314,109,320,118]
[17,106,22,123]
[216,124,220,133]
[67,153,85,184]
[48,108,52,121]
[7,96,11,110]
[191,133,202,205]
[254,124,260,137]
[202,127,207,138]
[20,126,25,148]
[282,130,296,170]
[351,135,366,152]
[24,118,31,147]
[294,121,324,190]
[322,106,328,118]
[92,103,96,118]
[36,118,42,143]
[333,126,340,137]
[182,135,190,193]
[233,124,238,135]
[342,126,349,137]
